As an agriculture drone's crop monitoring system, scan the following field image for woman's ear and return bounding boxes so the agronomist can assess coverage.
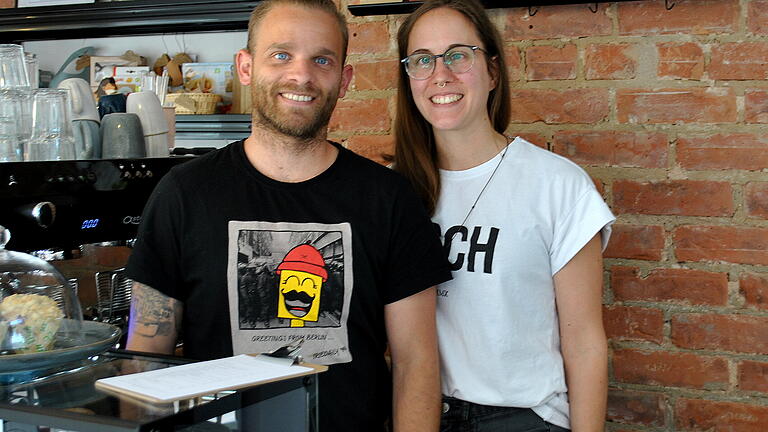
[488,55,500,90]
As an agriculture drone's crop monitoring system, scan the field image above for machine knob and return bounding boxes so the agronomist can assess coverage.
[32,201,56,229]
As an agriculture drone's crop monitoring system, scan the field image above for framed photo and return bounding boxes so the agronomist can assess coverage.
[90,56,139,89]
[17,0,94,7]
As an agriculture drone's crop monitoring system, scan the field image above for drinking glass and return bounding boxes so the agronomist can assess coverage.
[27,89,76,161]
[0,44,30,89]
[24,53,39,89]
[0,89,32,161]
[0,116,19,162]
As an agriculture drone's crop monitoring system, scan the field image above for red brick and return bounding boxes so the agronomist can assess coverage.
[348,21,390,56]
[740,272,768,311]
[709,42,768,80]
[613,349,729,390]
[603,305,664,344]
[607,388,667,427]
[552,131,667,168]
[738,360,768,392]
[746,182,768,219]
[676,398,768,431]
[350,59,398,91]
[611,266,728,306]
[329,98,390,134]
[585,44,638,80]
[604,224,665,261]
[515,133,547,149]
[618,0,738,35]
[745,90,768,123]
[344,134,393,166]
[505,4,611,40]
[617,88,737,124]
[592,176,606,197]
[613,180,734,217]
[509,89,609,124]
[677,133,768,171]
[525,45,577,81]
[749,0,768,35]
[504,46,523,82]
[671,313,768,354]
[674,225,768,266]
[657,42,704,80]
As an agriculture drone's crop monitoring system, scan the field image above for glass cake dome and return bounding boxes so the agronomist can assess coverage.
[0,225,84,353]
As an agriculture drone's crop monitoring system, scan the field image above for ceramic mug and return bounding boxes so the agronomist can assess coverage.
[127,91,169,157]
[101,113,146,159]
[58,78,101,159]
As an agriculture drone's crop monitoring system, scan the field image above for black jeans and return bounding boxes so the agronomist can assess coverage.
[440,397,570,432]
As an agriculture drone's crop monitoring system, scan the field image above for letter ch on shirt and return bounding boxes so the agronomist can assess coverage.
[227,221,354,365]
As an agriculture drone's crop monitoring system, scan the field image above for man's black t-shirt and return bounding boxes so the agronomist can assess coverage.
[126,140,451,431]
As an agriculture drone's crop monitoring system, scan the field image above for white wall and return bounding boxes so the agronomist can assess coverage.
[23,31,248,75]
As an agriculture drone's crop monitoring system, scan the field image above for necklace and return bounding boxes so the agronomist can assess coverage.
[460,137,511,227]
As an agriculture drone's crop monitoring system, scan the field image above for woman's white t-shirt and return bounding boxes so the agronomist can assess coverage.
[433,137,615,429]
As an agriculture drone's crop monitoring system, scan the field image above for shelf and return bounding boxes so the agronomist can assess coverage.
[0,0,260,43]
[348,0,637,17]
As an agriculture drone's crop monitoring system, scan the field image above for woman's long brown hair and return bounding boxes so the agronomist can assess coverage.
[393,0,511,216]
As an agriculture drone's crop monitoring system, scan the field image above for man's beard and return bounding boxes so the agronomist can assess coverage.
[251,77,339,141]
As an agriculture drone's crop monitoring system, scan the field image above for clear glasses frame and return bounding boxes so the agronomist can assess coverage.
[401,44,488,80]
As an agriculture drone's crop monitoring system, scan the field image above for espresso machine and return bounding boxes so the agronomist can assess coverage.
[0,157,193,254]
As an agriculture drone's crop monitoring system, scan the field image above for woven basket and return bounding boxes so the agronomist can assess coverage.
[165,93,221,115]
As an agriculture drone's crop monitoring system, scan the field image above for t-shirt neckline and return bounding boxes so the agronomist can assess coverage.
[439,136,521,180]
[234,139,347,189]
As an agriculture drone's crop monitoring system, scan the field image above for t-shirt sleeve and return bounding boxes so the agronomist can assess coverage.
[125,171,185,300]
[550,178,616,276]
[383,180,453,304]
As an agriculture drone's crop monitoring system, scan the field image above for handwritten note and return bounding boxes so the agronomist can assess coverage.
[96,355,314,403]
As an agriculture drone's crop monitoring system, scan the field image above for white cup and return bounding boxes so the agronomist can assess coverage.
[58,78,99,122]
[127,91,169,157]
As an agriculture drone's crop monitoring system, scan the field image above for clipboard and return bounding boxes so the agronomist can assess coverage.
[95,354,327,404]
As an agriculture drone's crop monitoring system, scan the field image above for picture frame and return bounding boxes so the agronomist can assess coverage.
[89,56,139,90]
[17,0,95,7]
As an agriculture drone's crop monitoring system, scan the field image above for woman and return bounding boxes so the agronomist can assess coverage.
[393,0,615,431]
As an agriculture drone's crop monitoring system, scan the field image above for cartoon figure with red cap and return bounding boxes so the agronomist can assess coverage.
[275,244,328,328]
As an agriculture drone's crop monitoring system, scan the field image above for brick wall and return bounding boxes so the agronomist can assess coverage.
[342,0,768,430]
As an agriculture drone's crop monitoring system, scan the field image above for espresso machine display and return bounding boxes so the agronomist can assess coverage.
[0,158,193,253]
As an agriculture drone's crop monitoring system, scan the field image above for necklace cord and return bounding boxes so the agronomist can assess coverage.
[460,137,511,227]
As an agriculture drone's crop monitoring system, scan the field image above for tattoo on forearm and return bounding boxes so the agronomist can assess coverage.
[129,282,181,338]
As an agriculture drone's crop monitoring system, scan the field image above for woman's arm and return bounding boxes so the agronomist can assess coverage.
[553,234,608,432]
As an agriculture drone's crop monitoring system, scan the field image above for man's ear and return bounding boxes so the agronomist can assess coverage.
[337,64,354,99]
[236,49,253,86]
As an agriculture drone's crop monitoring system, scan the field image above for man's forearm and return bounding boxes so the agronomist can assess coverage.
[126,281,181,355]
[392,355,441,431]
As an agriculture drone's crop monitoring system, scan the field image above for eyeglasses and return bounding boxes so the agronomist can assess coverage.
[401,44,488,81]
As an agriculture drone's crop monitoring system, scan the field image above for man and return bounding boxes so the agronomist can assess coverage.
[124,0,451,430]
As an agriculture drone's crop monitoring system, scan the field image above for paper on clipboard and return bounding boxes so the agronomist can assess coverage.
[95,354,320,404]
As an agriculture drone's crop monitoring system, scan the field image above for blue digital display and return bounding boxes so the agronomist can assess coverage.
[81,218,100,229]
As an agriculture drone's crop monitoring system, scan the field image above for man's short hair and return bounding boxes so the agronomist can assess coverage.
[247,0,349,64]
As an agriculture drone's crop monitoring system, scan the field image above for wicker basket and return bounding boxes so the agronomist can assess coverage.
[165,93,221,115]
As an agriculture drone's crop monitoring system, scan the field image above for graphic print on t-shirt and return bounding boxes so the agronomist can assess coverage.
[438,224,500,274]
[227,221,353,365]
